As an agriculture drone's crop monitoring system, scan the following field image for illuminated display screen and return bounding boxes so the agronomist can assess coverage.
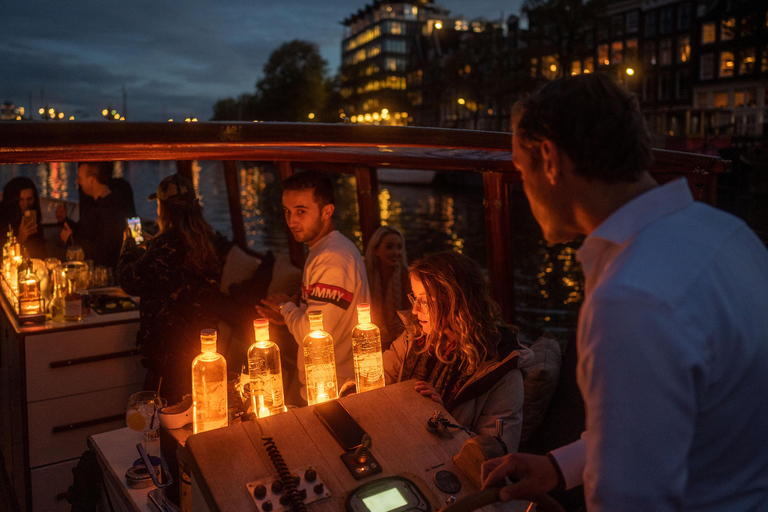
[362,488,408,511]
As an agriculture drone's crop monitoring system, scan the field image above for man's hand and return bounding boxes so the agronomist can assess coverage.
[60,222,73,244]
[255,305,286,325]
[55,203,67,223]
[481,453,559,502]
[414,381,443,406]
[260,292,292,313]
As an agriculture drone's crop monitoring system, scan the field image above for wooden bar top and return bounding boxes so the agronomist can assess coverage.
[184,380,525,512]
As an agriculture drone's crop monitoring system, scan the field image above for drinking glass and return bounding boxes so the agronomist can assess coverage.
[126,391,166,433]
[66,245,85,262]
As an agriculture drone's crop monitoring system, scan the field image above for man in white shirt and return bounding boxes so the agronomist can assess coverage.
[258,171,370,403]
[482,73,768,511]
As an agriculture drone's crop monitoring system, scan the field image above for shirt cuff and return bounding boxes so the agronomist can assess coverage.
[550,437,586,490]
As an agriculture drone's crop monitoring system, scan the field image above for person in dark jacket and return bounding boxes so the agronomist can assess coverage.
[57,162,132,269]
[0,177,46,258]
[117,174,222,404]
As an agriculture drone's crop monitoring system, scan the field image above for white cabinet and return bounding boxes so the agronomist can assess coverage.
[0,298,142,512]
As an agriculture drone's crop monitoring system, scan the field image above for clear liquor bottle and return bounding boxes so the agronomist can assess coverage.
[303,311,338,405]
[352,303,385,393]
[248,318,285,417]
[192,329,228,433]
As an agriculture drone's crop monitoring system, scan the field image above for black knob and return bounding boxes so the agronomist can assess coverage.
[290,473,300,485]
[304,468,317,482]
[271,480,283,493]
[253,484,267,499]
[314,483,325,494]
[279,494,291,506]
[262,500,273,511]
[299,489,307,500]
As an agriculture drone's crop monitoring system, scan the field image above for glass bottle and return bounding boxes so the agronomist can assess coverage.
[192,329,228,433]
[352,303,385,393]
[303,311,338,405]
[63,278,82,321]
[18,259,42,316]
[2,226,12,283]
[247,318,285,418]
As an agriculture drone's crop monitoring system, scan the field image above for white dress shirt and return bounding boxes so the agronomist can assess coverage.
[552,178,768,511]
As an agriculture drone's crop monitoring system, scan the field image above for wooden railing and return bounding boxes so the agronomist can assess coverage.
[0,122,730,322]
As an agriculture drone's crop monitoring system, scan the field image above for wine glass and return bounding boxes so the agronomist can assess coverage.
[126,391,166,433]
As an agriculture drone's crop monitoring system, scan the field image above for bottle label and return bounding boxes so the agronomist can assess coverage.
[65,296,82,317]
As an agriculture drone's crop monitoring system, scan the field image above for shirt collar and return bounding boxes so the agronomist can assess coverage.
[587,177,693,246]
[576,178,693,286]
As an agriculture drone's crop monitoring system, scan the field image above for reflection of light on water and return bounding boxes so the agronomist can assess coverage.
[192,161,202,206]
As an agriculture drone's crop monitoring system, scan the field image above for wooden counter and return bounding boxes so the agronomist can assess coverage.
[0,287,142,512]
[184,381,526,512]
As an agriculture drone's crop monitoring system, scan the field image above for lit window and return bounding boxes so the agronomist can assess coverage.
[542,55,559,79]
[625,38,638,61]
[678,36,690,63]
[702,22,716,44]
[611,41,624,64]
[598,44,609,66]
[713,91,728,108]
[739,48,756,74]
[584,57,595,73]
[571,60,582,75]
[720,51,735,77]
[734,91,745,107]
[721,18,735,41]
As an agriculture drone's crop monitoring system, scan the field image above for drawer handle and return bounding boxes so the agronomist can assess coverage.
[50,348,140,369]
[52,413,125,434]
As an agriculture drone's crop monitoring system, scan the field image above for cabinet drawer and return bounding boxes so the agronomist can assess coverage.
[28,385,141,468]
[30,459,79,512]
[25,322,143,402]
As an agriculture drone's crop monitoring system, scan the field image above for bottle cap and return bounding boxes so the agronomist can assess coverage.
[200,328,217,352]
[253,318,270,341]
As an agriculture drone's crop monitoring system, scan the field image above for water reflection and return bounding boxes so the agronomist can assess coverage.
[0,161,583,342]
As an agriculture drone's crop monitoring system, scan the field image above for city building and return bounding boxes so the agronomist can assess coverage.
[520,0,768,149]
[340,0,451,125]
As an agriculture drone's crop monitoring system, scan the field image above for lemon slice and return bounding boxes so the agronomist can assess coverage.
[127,412,146,431]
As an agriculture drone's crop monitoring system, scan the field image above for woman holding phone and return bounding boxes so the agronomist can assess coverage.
[117,174,222,403]
[0,177,46,258]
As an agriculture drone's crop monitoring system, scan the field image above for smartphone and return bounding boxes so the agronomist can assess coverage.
[314,400,367,451]
[127,217,144,243]
[23,210,37,227]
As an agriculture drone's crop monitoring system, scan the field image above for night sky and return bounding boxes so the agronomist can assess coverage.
[1,0,522,122]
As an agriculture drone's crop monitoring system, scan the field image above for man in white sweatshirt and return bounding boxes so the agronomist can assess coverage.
[259,171,370,403]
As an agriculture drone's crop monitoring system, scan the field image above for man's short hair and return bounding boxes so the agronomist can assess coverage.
[79,162,113,185]
[281,170,335,206]
[512,73,652,183]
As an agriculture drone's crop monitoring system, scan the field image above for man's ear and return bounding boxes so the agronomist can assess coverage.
[540,139,562,186]
[321,203,335,220]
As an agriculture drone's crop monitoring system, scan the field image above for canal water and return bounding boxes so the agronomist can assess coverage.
[0,161,583,343]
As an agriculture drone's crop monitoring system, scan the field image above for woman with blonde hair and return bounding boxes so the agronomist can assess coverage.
[364,225,410,348]
[382,251,533,451]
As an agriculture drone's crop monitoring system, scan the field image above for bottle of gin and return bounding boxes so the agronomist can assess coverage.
[303,311,338,405]
[352,303,385,393]
[248,318,285,418]
[192,329,228,433]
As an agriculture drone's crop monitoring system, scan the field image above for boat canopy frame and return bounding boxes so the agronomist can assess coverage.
[0,122,729,323]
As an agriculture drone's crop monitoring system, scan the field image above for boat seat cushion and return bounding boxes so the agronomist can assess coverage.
[520,333,562,444]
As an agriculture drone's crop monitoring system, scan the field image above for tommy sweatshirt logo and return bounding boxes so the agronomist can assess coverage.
[302,282,353,310]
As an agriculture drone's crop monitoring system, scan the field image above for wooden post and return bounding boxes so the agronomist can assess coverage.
[483,170,515,323]
[176,160,193,181]
[222,161,247,250]
[354,165,381,251]
[277,161,306,269]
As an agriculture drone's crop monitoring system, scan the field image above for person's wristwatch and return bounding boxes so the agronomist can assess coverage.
[277,301,288,315]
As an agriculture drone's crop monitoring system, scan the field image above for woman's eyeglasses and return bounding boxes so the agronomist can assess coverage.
[408,292,429,311]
